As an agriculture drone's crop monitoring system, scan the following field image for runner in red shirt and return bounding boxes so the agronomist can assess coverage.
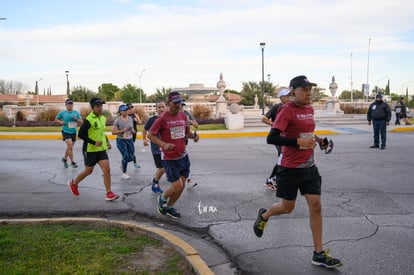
[253,75,342,269]
[148,92,199,218]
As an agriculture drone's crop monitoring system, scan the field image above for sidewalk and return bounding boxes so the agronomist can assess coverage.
[1,124,413,140]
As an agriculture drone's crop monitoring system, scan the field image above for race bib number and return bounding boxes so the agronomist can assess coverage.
[299,132,314,149]
[170,126,185,139]
[68,122,77,128]
[123,132,131,139]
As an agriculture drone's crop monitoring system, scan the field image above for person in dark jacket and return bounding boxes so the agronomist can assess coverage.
[367,93,391,149]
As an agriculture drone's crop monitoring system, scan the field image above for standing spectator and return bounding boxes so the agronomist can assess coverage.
[142,101,166,193]
[148,92,199,218]
[253,75,343,269]
[394,101,402,125]
[261,88,291,190]
[367,93,391,149]
[126,103,142,167]
[112,104,135,179]
[398,97,412,125]
[68,98,119,201]
[55,98,82,168]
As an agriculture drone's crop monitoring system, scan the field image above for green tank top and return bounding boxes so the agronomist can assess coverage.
[85,112,107,152]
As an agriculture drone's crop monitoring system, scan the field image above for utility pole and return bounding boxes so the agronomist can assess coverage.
[138,69,145,103]
[260,42,266,115]
[65,70,70,97]
[350,52,353,102]
[366,38,371,101]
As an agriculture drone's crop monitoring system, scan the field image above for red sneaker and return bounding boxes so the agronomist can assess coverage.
[106,191,119,201]
[68,179,79,196]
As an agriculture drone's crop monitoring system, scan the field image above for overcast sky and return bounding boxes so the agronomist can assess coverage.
[1,0,413,96]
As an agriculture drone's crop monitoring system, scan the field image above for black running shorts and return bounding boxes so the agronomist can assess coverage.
[83,151,109,167]
[275,165,322,200]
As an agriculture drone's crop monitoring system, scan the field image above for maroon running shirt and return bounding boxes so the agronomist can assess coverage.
[272,100,316,168]
[149,111,189,160]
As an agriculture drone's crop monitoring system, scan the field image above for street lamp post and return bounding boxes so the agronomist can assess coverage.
[65,70,70,97]
[260,42,266,115]
[365,38,371,101]
[138,69,145,104]
[350,52,353,102]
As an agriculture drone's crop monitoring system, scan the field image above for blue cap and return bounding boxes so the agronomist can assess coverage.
[119,104,129,111]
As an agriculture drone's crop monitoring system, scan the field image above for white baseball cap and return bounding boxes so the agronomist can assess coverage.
[279,88,291,97]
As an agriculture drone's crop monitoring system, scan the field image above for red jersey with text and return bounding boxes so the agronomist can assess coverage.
[272,100,315,168]
[149,111,189,160]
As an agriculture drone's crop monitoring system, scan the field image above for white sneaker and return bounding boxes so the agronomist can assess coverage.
[121,173,130,179]
[187,178,198,188]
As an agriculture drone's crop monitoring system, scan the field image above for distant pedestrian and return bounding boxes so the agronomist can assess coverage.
[142,101,166,194]
[367,93,391,149]
[261,88,291,190]
[112,104,135,179]
[55,98,82,168]
[398,97,412,125]
[148,92,199,218]
[126,103,142,168]
[68,98,119,201]
[394,101,402,125]
[253,75,343,269]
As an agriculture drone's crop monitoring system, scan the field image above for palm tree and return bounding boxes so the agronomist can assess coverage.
[147,87,172,102]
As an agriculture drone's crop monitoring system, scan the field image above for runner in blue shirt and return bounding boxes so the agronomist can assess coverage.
[55,98,82,168]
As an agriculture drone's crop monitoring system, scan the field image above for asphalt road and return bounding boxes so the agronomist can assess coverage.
[1,130,413,274]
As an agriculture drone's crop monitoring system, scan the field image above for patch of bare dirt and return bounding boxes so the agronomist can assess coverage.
[119,243,195,274]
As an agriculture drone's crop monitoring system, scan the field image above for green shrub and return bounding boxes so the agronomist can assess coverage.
[36,107,60,121]
[341,105,368,114]
[79,107,91,119]
[81,108,112,121]
[192,104,211,119]
[102,109,112,121]
[0,110,8,121]
[134,107,148,123]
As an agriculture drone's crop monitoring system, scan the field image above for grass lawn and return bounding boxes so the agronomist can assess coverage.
[0,223,193,274]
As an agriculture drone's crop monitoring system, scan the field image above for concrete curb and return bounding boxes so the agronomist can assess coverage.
[389,126,414,132]
[0,217,214,275]
[0,129,340,140]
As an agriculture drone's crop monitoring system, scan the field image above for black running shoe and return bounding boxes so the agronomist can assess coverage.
[253,208,268,237]
[157,195,167,215]
[312,249,343,268]
[62,158,68,168]
[165,207,181,219]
